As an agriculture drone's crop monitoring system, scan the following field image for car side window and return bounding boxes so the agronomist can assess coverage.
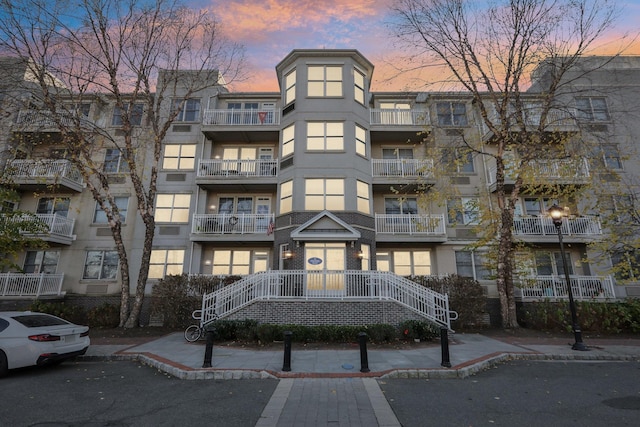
[0,318,9,332]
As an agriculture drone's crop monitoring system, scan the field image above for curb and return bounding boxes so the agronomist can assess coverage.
[78,351,640,381]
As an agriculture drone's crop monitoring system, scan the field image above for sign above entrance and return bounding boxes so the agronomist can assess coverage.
[307,257,323,265]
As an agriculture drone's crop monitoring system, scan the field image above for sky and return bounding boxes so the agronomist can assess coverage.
[194,0,640,93]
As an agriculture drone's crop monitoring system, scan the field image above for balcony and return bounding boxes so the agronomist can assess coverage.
[201,109,280,142]
[481,108,578,142]
[195,159,278,192]
[370,109,430,126]
[486,158,590,191]
[375,214,447,242]
[516,275,615,301]
[371,159,435,190]
[513,215,601,242]
[15,109,93,131]
[6,159,85,192]
[0,273,65,298]
[191,213,275,242]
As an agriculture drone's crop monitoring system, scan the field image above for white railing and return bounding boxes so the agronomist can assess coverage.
[370,109,430,125]
[8,159,84,186]
[513,215,601,236]
[371,159,434,178]
[7,213,76,238]
[517,275,615,301]
[198,270,455,329]
[375,214,446,235]
[487,158,590,186]
[197,159,278,177]
[192,213,275,235]
[202,109,280,126]
[0,273,65,297]
[16,109,93,128]
[482,108,577,135]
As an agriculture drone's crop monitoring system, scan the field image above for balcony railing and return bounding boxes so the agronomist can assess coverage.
[6,213,76,238]
[487,158,590,186]
[513,215,601,236]
[517,275,615,301]
[16,109,93,128]
[0,273,65,297]
[202,109,280,126]
[371,159,434,178]
[192,213,275,235]
[197,159,278,178]
[375,214,446,235]
[7,159,84,187]
[482,108,577,135]
[370,109,430,126]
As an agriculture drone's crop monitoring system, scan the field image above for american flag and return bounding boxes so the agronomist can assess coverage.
[266,220,275,235]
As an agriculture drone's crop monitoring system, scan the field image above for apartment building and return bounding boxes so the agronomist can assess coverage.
[2,50,639,325]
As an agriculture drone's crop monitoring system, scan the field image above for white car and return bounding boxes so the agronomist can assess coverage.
[0,311,90,378]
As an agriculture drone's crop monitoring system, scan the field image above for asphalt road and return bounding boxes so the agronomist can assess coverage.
[380,360,640,426]
[0,360,278,427]
[2,360,639,426]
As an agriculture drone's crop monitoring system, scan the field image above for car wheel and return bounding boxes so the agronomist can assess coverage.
[0,350,8,378]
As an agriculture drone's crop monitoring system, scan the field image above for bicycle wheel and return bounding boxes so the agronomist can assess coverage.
[184,325,202,342]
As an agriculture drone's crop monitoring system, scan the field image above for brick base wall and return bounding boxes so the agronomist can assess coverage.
[224,300,426,327]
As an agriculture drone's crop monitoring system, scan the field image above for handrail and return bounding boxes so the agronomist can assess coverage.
[197,159,278,177]
[8,159,84,186]
[0,273,65,297]
[371,159,434,178]
[369,108,430,125]
[513,215,601,236]
[516,275,615,300]
[375,214,446,235]
[202,109,280,126]
[192,213,275,234]
[198,270,454,329]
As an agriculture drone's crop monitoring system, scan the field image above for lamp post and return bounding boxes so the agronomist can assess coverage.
[548,204,588,351]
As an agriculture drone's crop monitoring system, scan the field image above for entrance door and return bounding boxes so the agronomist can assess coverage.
[305,242,345,296]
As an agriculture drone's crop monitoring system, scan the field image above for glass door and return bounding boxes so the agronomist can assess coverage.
[305,242,345,296]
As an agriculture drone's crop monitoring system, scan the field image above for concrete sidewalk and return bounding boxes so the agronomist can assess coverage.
[82,332,640,380]
[80,333,640,427]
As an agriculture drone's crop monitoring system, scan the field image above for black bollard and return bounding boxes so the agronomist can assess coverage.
[440,327,451,368]
[358,332,370,373]
[202,328,215,368]
[282,330,293,372]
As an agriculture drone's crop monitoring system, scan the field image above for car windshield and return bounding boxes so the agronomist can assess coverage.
[12,314,70,327]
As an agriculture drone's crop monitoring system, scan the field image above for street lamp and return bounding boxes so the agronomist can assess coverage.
[548,204,588,351]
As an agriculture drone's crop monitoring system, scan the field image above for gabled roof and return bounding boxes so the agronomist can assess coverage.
[290,211,361,242]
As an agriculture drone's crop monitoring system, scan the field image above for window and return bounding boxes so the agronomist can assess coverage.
[456,251,492,280]
[356,180,370,214]
[305,178,344,211]
[23,250,59,274]
[447,197,479,224]
[37,197,70,217]
[162,144,196,170]
[148,249,184,279]
[535,251,573,276]
[611,250,640,281]
[307,122,344,151]
[104,148,130,173]
[171,98,201,122]
[308,65,342,97]
[282,123,295,157]
[355,124,367,157]
[210,250,251,275]
[83,250,119,280]
[280,180,293,214]
[377,251,431,275]
[602,144,622,170]
[156,194,191,223]
[576,97,610,121]
[285,69,296,105]
[385,197,418,214]
[218,197,253,214]
[445,148,475,173]
[354,69,365,104]
[112,103,143,126]
[360,244,370,271]
[436,102,467,126]
[523,197,557,216]
[379,102,412,124]
[67,103,90,117]
[94,197,129,223]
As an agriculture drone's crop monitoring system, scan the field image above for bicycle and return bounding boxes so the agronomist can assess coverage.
[184,309,218,342]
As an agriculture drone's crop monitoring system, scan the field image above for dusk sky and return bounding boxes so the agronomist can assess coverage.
[193,0,640,93]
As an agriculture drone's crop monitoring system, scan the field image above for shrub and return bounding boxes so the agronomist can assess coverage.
[520,299,640,334]
[29,300,86,324]
[410,274,487,328]
[87,303,120,328]
[398,319,440,341]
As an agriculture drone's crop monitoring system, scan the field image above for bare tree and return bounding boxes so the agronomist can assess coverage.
[0,0,245,327]
[389,0,625,327]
